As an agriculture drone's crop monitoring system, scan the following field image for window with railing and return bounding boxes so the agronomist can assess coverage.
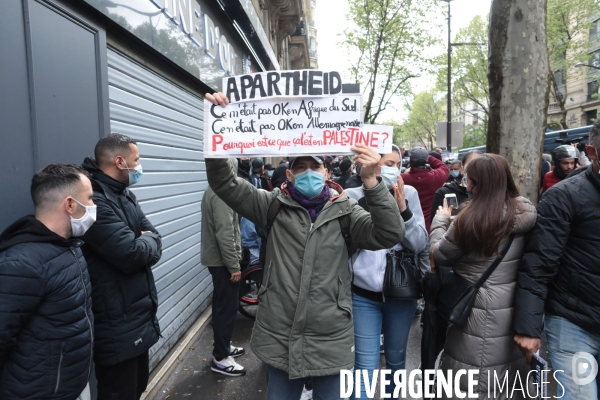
[586,109,597,125]
[587,80,600,102]
[590,49,600,69]
[590,19,600,42]
[554,69,565,87]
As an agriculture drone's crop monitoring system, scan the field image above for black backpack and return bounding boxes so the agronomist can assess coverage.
[265,197,352,257]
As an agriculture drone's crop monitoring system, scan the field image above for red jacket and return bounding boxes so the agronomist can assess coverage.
[401,155,449,232]
[542,170,561,193]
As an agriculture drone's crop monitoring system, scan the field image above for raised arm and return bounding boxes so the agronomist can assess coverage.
[428,155,450,183]
[430,209,464,266]
[204,93,278,229]
[348,145,406,250]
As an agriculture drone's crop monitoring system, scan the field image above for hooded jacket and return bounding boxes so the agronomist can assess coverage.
[515,165,600,338]
[80,157,162,366]
[201,159,242,274]
[430,197,537,399]
[346,184,429,295]
[0,215,93,399]
[206,158,405,379]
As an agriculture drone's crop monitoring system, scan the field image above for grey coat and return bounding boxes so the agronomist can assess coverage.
[430,197,537,399]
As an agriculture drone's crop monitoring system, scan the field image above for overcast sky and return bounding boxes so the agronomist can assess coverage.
[314,0,492,122]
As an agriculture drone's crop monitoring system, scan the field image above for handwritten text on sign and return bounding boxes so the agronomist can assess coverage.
[204,96,392,157]
[224,70,345,103]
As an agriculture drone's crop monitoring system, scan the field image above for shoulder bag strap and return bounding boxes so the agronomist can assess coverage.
[473,234,515,289]
[266,197,284,235]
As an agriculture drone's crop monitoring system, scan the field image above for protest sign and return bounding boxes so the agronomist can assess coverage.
[223,70,345,103]
[203,95,394,157]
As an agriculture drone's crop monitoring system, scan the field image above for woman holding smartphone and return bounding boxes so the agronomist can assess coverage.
[430,153,537,399]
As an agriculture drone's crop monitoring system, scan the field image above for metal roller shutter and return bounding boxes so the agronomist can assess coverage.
[107,48,210,368]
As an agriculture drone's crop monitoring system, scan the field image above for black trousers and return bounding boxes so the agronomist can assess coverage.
[95,350,149,400]
[208,266,240,360]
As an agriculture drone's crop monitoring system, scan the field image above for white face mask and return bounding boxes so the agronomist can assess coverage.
[379,165,400,189]
[70,198,97,237]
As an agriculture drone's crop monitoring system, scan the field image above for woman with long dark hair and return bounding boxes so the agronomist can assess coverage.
[430,154,537,399]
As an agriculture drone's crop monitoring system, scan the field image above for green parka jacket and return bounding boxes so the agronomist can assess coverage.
[206,158,405,379]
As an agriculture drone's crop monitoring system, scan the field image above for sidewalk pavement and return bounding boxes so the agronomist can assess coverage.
[151,312,556,400]
[152,313,423,400]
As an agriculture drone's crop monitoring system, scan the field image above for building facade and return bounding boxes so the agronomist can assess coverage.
[0,0,317,387]
[547,16,600,129]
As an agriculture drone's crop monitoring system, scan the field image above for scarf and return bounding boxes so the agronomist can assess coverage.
[285,181,331,222]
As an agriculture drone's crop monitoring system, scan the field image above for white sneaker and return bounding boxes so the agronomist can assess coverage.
[211,356,246,376]
[229,345,245,358]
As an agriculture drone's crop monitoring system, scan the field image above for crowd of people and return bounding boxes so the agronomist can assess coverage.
[0,89,598,400]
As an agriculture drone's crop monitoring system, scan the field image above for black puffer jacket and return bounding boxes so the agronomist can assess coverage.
[81,158,162,366]
[514,165,600,337]
[0,215,93,399]
[429,181,469,224]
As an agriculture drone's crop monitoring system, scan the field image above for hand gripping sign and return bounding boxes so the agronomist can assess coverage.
[203,70,393,157]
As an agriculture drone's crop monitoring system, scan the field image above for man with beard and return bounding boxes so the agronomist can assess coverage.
[542,145,578,193]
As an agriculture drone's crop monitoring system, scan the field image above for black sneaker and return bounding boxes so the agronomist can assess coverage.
[229,345,245,358]
[211,356,246,376]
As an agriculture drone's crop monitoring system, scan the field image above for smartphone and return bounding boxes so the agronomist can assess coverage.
[445,193,459,210]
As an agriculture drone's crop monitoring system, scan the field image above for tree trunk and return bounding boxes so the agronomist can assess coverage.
[488,0,549,204]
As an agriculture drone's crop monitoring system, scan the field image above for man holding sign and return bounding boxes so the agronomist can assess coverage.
[205,92,405,400]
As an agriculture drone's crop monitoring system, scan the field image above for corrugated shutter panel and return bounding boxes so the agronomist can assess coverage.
[107,48,211,368]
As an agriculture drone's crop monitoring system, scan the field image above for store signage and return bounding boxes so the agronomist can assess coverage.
[150,0,239,75]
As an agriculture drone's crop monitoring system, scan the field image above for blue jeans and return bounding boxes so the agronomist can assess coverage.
[266,365,342,400]
[545,315,600,400]
[350,293,417,399]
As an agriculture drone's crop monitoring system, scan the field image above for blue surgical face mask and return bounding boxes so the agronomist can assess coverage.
[450,170,461,178]
[267,170,274,177]
[292,169,325,198]
[379,165,400,189]
[124,161,143,186]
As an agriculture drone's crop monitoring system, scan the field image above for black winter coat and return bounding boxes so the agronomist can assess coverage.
[344,173,363,189]
[0,216,93,399]
[81,158,162,366]
[333,171,352,189]
[429,181,469,224]
[514,165,600,337]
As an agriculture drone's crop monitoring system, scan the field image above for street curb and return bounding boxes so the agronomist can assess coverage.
[141,307,212,400]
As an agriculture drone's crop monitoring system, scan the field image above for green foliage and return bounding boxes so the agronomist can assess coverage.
[435,15,489,132]
[547,0,600,128]
[381,120,410,149]
[343,0,439,124]
[403,89,446,150]
[460,123,487,149]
